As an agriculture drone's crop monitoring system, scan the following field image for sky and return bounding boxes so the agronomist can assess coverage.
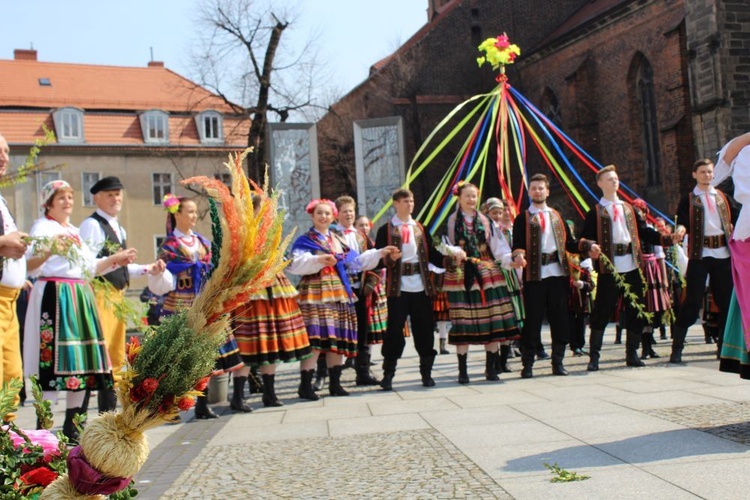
[1,0,428,104]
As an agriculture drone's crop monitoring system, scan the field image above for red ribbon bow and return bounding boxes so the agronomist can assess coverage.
[401,224,411,244]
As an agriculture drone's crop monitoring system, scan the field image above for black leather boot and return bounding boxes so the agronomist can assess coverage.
[497,344,512,373]
[328,365,350,396]
[625,330,646,367]
[248,367,263,394]
[659,324,667,340]
[485,351,500,381]
[420,354,436,387]
[261,374,283,407]
[457,353,470,384]
[62,407,83,444]
[355,351,380,386]
[313,357,327,391]
[551,342,569,376]
[380,358,397,391]
[587,329,604,371]
[670,326,688,364]
[614,324,623,344]
[195,387,219,419]
[641,331,660,359]
[97,387,118,414]
[230,376,253,412]
[439,338,449,355]
[297,369,320,401]
[520,348,535,379]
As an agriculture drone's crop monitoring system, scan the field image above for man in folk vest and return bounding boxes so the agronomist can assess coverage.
[0,133,29,419]
[375,188,455,390]
[671,159,738,363]
[79,176,165,412]
[578,165,674,371]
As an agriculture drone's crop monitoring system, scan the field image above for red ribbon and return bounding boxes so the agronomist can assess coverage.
[67,446,132,496]
[401,224,411,244]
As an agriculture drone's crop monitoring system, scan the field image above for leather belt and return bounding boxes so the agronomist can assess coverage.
[703,234,726,249]
[402,262,421,276]
[614,243,632,256]
[540,252,558,266]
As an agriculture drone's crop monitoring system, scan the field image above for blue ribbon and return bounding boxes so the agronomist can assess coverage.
[292,230,357,300]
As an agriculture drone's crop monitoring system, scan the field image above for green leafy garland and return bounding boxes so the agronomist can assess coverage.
[598,254,654,323]
[0,126,56,189]
[207,198,222,280]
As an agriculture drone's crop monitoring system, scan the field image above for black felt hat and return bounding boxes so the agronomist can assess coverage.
[90,176,124,194]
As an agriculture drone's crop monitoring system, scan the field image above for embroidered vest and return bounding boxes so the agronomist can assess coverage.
[595,203,642,274]
[89,212,129,290]
[385,221,436,298]
[687,191,732,260]
[524,209,570,282]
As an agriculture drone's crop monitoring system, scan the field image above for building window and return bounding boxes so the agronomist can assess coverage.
[152,173,173,205]
[196,111,223,144]
[214,172,231,187]
[37,171,62,211]
[52,108,84,143]
[154,235,167,259]
[82,172,101,206]
[636,57,661,187]
[140,110,169,144]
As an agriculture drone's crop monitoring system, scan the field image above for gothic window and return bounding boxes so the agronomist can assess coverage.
[636,57,661,186]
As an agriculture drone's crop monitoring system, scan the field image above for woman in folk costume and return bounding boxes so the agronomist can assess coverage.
[287,199,397,396]
[24,180,136,442]
[231,196,314,408]
[355,214,390,351]
[442,182,522,384]
[158,195,244,418]
[482,196,524,372]
[715,133,750,378]
[632,199,670,359]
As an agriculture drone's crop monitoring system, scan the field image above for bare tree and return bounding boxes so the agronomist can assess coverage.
[192,0,325,180]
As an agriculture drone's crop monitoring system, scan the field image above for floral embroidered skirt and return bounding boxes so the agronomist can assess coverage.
[233,274,312,366]
[297,269,357,356]
[23,278,113,392]
[443,259,521,345]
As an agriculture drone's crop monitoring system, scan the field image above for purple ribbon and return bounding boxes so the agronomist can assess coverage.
[67,446,132,495]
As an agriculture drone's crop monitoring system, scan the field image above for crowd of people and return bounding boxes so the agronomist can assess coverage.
[1,130,749,443]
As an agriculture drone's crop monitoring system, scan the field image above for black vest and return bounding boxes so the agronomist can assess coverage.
[89,212,129,290]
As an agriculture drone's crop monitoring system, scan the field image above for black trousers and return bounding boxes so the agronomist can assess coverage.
[590,269,646,333]
[675,257,733,335]
[521,276,570,351]
[569,312,587,351]
[354,292,369,352]
[382,291,436,361]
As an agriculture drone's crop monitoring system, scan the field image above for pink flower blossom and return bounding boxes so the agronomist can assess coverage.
[495,35,510,49]
[66,377,81,390]
[8,428,60,457]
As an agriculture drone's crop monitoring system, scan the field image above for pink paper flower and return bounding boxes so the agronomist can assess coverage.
[8,428,60,457]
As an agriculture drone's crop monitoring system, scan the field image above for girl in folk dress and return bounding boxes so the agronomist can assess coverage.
[231,196,314,408]
[443,182,522,384]
[287,199,397,396]
[24,180,136,442]
[158,196,244,418]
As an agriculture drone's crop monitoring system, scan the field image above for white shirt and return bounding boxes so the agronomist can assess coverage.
[26,218,97,280]
[79,209,150,276]
[332,223,383,288]
[0,195,27,288]
[528,204,564,279]
[714,142,750,241]
[692,186,731,259]
[599,197,636,273]
[286,228,380,277]
[388,216,425,293]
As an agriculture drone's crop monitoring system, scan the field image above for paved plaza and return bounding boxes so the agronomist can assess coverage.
[14,326,750,499]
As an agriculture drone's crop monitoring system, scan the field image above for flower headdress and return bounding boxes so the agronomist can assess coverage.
[39,179,71,214]
[305,198,338,218]
[477,33,521,72]
[452,180,467,197]
[162,193,180,214]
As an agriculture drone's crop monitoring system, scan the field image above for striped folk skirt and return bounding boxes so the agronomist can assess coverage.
[642,254,671,313]
[444,258,521,345]
[23,278,113,392]
[232,274,312,366]
[297,268,357,356]
[364,277,388,344]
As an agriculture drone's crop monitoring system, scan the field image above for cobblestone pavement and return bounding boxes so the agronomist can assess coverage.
[648,401,750,446]
[161,429,513,500]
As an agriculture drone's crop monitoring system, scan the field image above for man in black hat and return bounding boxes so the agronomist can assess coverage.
[79,176,165,412]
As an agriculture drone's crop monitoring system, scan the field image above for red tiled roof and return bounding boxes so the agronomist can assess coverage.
[534,0,630,49]
[0,58,237,113]
[0,111,249,147]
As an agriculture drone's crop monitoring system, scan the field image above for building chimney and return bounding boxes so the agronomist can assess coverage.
[148,61,164,68]
[14,49,37,61]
